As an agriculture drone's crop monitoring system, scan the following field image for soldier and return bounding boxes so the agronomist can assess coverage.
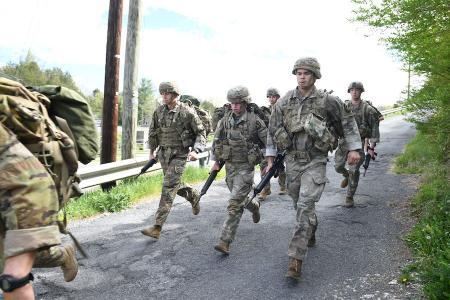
[258,88,287,200]
[266,57,362,279]
[211,86,266,255]
[335,82,380,207]
[141,82,206,239]
[0,124,78,299]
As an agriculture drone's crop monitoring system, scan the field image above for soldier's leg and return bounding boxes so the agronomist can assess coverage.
[334,145,349,188]
[346,150,365,204]
[287,163,327,261]
[154,158,186,227]
[285,155,302,210]
[258,160,271,200]
[278,167,287,195]
[219,165,255,245]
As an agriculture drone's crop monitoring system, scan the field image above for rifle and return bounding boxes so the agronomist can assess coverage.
[136,158,157,179]
[193,160,225,206]
[245,152,286,207]
[362,139,377,176]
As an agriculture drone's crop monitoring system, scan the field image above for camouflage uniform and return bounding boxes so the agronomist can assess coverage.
[0,124,67,271]
[267,58,361,265]
[335,93,380,199]
[212,86,267,247]
[148,99,206,227]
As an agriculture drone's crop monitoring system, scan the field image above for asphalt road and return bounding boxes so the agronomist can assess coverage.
[34,115,423,300]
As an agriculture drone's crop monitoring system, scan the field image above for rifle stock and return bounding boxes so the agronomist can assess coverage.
[193,160,225,206]
[247,152,286,206]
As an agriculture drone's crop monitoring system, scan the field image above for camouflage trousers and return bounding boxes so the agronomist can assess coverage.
[219,162,259,243]
[259,159,286,193]
[285,154,328,260]
[0,136,65,271]
[334,143,365,197]
[154,152,198,226]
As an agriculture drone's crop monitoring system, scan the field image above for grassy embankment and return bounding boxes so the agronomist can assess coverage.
[394,131,449,299]
[64,165,225,220]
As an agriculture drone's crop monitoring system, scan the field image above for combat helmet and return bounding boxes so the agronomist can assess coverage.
[227,86,251,104]
[347,81,365,93]
[159,81,180,96]
[291,57,321,79]
[266,88,280,98]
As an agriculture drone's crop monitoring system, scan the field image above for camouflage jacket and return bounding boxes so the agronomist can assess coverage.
[212,110,267,165]
[148,101,206,153]
[345,100,380,143]
[267,86,361,160]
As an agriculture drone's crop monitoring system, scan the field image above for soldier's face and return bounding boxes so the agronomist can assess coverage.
[349,88,362,100]
[231,102,245,116]
[161,92,178,106]
[268,95,279,105]
[296,69,315,89]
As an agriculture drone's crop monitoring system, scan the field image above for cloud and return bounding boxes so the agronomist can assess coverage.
[0,0,408,106]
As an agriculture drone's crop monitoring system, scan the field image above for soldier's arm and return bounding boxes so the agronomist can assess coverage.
[367,107,380,145]
[210,118,225,162]
[190,110,206,153]
[148,110,159,159]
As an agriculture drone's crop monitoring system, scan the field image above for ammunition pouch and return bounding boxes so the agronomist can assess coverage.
[180,129,195,148]
[273,127,292,151]
[304,113,337,152]
[247,144,264,166]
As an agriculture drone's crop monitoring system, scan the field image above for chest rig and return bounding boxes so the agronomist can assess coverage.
[346,100,370,138]
[215,111,263,165]
[156,103,195,150]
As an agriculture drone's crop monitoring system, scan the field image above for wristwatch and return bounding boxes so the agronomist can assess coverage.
[0,273,34,293]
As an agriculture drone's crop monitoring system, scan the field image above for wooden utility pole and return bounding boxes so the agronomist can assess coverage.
[122,0,142,159]
[101,0,123,190]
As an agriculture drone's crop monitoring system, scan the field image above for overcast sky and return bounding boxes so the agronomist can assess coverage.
[0,0,409,107]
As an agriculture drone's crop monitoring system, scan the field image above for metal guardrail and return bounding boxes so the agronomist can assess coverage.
[78,107,402,189]
[78,147,211,189]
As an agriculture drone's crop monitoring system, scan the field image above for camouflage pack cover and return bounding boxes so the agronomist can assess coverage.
[179,95,212,136]
[29,85,98,164]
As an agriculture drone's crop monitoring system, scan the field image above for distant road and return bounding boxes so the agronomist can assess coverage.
[35,115,422,299]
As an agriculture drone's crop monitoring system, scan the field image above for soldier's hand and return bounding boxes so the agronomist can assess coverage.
[149,152,155,161]
[211,161,221,171]
[293,200,298,210]
[347,150,361,165]
[187,151,198,161]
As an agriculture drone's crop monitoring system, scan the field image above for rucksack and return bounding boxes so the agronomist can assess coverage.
[28,85,99,164]
[0,77,83,206]
[211,102,269,132]
[179,95,213,136]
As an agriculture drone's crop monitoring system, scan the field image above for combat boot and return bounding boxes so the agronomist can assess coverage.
[340,177,349,188]
[61,245,78,282]
[285,258,302,280]
[214,240,230,255]
[141,225,162,239]
[279,185,287,195]
[258,186,271,201]
[345,196,354,208]
[191,190,201,215]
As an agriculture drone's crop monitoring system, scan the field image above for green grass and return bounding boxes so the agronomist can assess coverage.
[64,165,225,220]
[394,131,450,299]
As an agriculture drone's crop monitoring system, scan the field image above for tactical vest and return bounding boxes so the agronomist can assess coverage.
[279,90,338,154]
[155,102,196,150]
[345,100,371,138]
[215,110,263,165]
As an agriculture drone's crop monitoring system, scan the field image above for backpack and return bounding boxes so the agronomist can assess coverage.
[0,77,83,206]
[179,95,213,136]
[211,102,269,132]
[28,85,99,164]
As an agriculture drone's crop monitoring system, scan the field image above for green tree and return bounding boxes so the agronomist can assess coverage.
[87,89,104,119]
[200,99,216,116]
[0,51,83,94]
[138,78,156,125]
